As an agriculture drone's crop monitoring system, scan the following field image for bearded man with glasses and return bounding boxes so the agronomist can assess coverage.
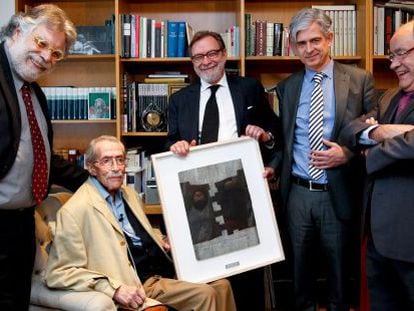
[0,4,88,309]
[166,30,280,311]
[339,20,414,310]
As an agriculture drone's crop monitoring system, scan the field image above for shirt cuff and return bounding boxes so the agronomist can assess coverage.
[359,124,379,145]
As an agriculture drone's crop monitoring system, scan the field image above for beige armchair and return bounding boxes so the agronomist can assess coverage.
[30,190,117,311]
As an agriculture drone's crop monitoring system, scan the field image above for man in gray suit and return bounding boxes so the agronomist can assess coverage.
[339,20,414,310]
[269,8,374,310]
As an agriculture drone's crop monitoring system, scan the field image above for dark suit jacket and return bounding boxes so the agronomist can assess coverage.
[271,61,374,221]
[0,42,87,194]
[166,75,280,163]
[339,87,414,263]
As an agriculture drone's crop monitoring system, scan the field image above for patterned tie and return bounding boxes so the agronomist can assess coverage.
[201,85,220,144]
[395,91,414,121]
[308,72,325,181]
[22,83,48,205]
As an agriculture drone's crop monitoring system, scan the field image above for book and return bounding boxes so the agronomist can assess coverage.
[167,20,178,57]
[273,23,283,56]
[177,21,187,57]
[123,14,131,58]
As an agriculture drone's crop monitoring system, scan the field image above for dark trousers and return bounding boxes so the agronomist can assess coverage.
[366,235,414,311]
[287,184,350,311]
[229,267,264,311]
[0,207,35,310]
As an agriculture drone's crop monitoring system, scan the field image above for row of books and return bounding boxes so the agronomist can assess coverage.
[373,1,414,55]
[245,15,293,57]
[54,148,85,168]
[125,148,158,203]
[312,5,357,56]
[120,14,194,58]
[220,26,241,57]
[41,87,116,121]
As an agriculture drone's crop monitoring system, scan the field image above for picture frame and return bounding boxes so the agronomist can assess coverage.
[168,83,189,97]
[88,92,111,120]
[151,137,284,284]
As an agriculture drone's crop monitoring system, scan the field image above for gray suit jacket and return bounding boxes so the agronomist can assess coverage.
[339,87,414,262]
[271,61,374,221]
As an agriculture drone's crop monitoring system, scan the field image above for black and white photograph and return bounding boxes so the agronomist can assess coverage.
[152,137,284,283]
[179,159,259,260]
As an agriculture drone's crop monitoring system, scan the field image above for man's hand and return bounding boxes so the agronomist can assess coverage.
[263,167,275,179]
[365,116,378,126]
[369,124,414,142]
[310,139,351,169]
[113,285,146,310]
[162,235,171,252]
[245,125,271,143]
[170,140,196,156]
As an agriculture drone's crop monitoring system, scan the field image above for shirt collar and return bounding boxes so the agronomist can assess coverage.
[200,73,228,93]
[304,58,334,83]
[90,176,122,204]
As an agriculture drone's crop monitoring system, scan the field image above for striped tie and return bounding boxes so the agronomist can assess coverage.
[308,72,325,181]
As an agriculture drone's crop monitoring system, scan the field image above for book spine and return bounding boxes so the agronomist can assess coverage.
[167,21,178,57]
[123,14,131,58]
[177,21,186,57]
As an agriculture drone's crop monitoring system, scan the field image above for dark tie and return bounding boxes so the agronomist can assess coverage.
[395,92,414,121]
[308,72,325,181]
[200,85,220,144]
[22,83,48,205]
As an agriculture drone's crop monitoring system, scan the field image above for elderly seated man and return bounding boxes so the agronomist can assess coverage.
[45,135,236,311]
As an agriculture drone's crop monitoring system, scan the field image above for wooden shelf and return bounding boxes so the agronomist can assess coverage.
[144,204,162,215]
[52,120,117,124]
[64,54,115,62]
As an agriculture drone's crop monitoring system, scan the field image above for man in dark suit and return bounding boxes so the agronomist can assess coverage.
[167,30,280,310]
[0,4,88,309]
[269,8,374,310]
[339,20,414,310]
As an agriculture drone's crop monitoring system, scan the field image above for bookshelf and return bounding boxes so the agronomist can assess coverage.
[16,0,396,214]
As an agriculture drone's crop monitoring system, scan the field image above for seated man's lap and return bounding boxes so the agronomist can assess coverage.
[143,277,234,311]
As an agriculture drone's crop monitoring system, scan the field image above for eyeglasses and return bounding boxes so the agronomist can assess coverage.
[33,34,65,61]
[388,46,414,62]
[191,49,223,64]
[94,156,127,168]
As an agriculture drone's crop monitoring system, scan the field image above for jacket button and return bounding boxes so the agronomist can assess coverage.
[120,240,126,246]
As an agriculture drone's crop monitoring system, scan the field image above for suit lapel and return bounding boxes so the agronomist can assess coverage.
[228,76,243,135]
[85,181,124,236]
[186,83,201,139]
[332,62,350,138]
[0,43,21,139]
[284,72,303,151]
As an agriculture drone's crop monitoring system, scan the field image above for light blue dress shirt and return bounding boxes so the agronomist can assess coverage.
[91,177,142,247]
[292,60,335,184]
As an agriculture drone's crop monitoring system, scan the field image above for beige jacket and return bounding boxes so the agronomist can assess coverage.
[45,178,168,309]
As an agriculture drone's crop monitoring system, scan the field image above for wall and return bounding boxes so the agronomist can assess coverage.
[0,0,15,28]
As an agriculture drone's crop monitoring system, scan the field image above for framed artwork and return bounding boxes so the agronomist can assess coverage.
[152,137,284,283]
[88,92,111,120]
[168,83,189,97]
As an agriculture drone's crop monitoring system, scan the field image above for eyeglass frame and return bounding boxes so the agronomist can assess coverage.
[190,49,224,64]
[388,46,414,63]
[32,34,65,62]
[93,156,128,168]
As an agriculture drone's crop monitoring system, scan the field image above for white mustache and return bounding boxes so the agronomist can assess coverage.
[108,173,123,177]
[200,63,217,70]
[30,53,52,70]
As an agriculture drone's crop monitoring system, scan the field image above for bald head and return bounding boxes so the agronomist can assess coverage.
[389,21,414,92]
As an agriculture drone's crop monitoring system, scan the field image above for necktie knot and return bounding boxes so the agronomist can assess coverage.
[210,84,220,95]
[312,72,325,85]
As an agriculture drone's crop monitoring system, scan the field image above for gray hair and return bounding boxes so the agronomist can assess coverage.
[289,8,332,45]
[85,135,125,165]
[0,4,77,53]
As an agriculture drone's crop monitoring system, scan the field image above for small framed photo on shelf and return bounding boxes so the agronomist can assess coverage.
[88,92,111,120]
[168,83,189,97]
[151,137,284,284]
